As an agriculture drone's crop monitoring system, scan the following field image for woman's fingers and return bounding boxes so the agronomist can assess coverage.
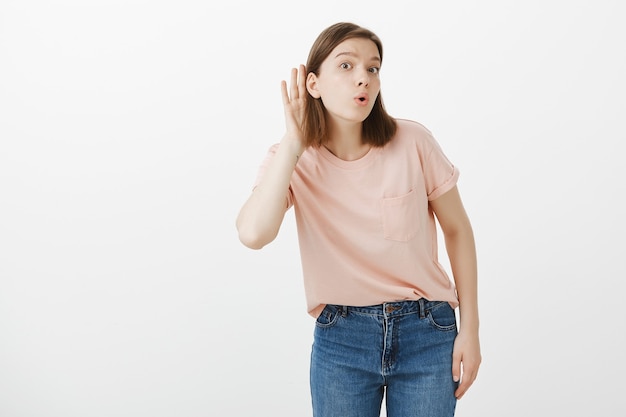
[281,65,307,136]
[297,64,307,98]
[455,362,479,399]
[280,79,289,106]
[283,65,307,103]
[451,331,481,400]
[290,67,299,100]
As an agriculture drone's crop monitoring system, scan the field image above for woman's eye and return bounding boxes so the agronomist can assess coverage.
[369,67,380,74]
[340,62,352,70]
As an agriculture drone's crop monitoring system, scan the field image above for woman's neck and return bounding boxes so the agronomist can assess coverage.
[324,123,370,161]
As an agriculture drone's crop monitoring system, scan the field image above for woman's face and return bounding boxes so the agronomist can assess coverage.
[307,37,381,125]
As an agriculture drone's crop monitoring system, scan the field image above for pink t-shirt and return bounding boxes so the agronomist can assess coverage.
[255,119,460,317]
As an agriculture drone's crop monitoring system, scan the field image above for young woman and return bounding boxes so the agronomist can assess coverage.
[236,22,481,417]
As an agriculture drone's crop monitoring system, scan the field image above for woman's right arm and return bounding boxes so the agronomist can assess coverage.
[236,65,307,250]
[236,135,304,249]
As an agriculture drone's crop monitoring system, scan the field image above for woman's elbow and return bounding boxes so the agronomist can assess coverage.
[237,227,275,250]
[238,233,265,250]
[235,206,281,249]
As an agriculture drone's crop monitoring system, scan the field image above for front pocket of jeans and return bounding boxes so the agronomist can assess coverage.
[426,302,457,332]
[315,305,341,328]
[382,190,419,241]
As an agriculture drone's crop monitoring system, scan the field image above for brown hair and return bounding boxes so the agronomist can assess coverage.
[302,22,397,148]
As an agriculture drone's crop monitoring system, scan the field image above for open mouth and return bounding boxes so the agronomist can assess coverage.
[355,94,369,105]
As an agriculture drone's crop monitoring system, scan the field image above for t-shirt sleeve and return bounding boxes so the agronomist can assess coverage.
[421,130,460,201]
[252,143,294,209]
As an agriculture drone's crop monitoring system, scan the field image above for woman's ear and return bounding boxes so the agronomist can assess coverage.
[306,72,321,99]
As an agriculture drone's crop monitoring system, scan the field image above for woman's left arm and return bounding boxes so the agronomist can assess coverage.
[430,185,482,400]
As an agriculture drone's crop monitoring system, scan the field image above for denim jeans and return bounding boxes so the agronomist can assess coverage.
[310,299,458,417]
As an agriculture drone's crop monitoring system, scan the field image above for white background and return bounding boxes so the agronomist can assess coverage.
[1,0,624,416]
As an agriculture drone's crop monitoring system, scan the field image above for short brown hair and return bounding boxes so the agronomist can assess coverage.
[302,22,397,148]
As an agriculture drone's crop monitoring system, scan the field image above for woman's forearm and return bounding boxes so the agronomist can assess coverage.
[445,225,479,332]
[236,135,304,249]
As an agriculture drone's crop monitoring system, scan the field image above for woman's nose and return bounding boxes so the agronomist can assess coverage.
[356,70,370,87]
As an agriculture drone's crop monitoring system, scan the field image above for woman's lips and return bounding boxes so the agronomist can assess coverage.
[354,93,369,106]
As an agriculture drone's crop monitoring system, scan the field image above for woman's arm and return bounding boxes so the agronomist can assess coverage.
[236,66,307,250]
[236,136,303,249]
[430,185,482,399]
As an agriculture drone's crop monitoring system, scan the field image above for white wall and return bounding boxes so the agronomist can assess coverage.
[1,1,624,416]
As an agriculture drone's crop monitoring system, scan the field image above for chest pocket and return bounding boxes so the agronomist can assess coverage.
[382,189,420,241]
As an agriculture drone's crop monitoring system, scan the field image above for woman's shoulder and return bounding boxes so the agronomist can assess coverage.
[394,118,435,138]
[391,118,439,150]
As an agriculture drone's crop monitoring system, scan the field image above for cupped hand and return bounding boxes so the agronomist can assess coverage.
[280,64,308,143]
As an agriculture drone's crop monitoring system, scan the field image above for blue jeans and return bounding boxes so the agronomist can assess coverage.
[310,299,458,417]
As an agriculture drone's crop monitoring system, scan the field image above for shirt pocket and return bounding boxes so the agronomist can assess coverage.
[381,189,419,241]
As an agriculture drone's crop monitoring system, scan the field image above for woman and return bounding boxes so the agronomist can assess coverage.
[236,22,481,417]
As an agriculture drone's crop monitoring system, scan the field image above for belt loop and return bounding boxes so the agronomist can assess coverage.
[418,298,425,319]
[341,305,347,317]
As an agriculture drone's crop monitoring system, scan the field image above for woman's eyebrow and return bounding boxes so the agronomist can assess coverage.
[334,51,381,62]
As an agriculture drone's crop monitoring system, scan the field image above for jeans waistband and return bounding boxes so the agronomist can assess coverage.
[327,299,447,319]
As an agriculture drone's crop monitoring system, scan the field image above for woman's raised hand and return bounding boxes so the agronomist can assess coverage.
[280,64,308,145]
